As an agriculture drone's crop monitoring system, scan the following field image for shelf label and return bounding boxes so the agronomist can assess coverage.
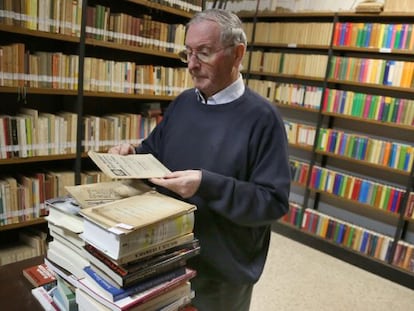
[379,48,392,53]
[288,43,297,48]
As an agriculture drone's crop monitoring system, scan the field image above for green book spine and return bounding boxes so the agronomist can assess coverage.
[369,183,378,206]
[397,144,407,170]
[346,226,355,248]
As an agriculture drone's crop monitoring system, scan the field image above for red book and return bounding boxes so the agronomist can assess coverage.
[392,190,403,213]
[405,192,414,217]
[310,213,320,234]
[310,166,318,189]
[332,23,341,46]
[351,178,362,201]
[299,164,309,185]
[344,22,353,46]
[23,263,57,290]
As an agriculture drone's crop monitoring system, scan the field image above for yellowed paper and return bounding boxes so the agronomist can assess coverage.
[65,180,153,208]
[80,191,196,232]
[88,151,171,179]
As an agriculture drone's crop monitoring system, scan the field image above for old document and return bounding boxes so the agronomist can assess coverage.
[88,151,171,179]
[65,180,153,208]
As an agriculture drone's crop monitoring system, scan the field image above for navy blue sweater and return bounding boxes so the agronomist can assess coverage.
[137,87,290,284]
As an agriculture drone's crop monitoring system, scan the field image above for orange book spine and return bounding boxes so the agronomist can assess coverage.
[382,141,392,166]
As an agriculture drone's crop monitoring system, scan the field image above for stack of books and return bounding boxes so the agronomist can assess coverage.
[34,152,200,310]
[76,189,199,310]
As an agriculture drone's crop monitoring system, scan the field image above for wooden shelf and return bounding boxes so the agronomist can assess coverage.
[0,218,47,231]
[0,24,80,43]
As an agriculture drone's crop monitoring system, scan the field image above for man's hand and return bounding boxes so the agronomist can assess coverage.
[149,170,202,199]
[108,143,135,155]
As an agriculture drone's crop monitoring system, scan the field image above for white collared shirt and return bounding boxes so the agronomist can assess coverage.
[195,74,245,105]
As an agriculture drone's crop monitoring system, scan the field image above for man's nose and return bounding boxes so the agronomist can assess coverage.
[187,54,200,68]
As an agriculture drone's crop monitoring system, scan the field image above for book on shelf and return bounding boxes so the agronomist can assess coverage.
[18,229,47,257]
[22,263,57,291]
[87,150,171,179]
[83,238,200,288]
[79,191,196,260]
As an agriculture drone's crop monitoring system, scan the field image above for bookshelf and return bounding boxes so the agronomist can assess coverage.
[240,10,414,288]
[0,0,202,264]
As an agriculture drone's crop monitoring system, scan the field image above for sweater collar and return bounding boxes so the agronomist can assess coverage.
[195,75,245,105]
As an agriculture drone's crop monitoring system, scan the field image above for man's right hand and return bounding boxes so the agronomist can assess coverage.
[107,143,135,155]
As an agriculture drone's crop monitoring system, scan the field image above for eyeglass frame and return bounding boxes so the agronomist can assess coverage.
[177,44,235,64]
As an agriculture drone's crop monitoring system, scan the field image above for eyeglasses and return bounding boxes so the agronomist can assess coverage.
[178,46,233,64]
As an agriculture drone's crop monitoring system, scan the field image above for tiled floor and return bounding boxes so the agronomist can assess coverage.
[250,232,414,311]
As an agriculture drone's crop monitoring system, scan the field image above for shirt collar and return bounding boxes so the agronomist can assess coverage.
[195,74,245,105]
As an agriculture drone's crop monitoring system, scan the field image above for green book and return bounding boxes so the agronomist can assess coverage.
[339,175,348,197]
[348,57,356,81]
[351,93,360,116]
[369,183,378,206]
[397,144,408,170]
[382,187,391,210]
[394,25,402,49]
[346,226,355,248]
[368,95,379,119]
[356,26,363,47]
[347,135,355,157]
[333,222,341,242]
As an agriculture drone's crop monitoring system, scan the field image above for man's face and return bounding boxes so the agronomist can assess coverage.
[185,20,237,98]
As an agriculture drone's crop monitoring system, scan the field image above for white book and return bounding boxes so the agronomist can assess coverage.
[47,239,89,279]
[31,286,60,311]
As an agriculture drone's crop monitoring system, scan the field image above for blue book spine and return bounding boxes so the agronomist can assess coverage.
[330,131,338,153]
[364,23,373,47]
[336,223,345,244]
[358,180,369,204]
[83,266,186,301]
[390,189,401,212]
[332,174,341,195]
[339,133,348,155]
[339,23,347,45]
[389,143,398,168]
[359,231,370,254]
[360,137,368,160]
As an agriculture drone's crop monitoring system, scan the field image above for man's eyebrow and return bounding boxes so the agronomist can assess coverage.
[185,44,212,50]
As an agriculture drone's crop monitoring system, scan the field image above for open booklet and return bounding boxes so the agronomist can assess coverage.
[65,180,153,208]
[88,151,171,179]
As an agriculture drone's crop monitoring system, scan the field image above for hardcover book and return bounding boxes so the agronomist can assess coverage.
[84,238,200,288]
[76,268,196,310]
[80,191,196,260]
[83,265,187,301]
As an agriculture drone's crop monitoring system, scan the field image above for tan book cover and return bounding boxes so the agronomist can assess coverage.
[88,150,171,179]
[79,191,196,233]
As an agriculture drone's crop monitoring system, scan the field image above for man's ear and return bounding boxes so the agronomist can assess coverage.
[233,43,246,68]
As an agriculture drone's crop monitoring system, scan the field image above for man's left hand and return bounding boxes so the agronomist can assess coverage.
[149,170,202,199]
